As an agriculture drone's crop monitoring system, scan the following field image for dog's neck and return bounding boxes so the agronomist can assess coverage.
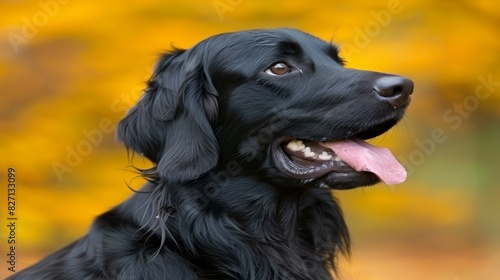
[123,178,349,279]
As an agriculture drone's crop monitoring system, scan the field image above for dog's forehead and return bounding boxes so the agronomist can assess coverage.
[207,28,331,54]
[199,29,338,71]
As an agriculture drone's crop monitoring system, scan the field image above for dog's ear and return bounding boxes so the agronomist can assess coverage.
[117,49,219,183]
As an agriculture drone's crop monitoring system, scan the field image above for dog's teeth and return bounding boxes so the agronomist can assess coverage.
[318,151,332,161]
[333,156,347,166]
[287,140,305,151]
[303,147,316,158]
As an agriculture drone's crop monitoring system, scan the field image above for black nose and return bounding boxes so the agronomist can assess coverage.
[373,76,414,108]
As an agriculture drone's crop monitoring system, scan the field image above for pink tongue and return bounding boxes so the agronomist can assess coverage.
[321,138,406,185]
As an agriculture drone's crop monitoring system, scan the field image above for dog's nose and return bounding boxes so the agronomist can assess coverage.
[373,76,414,107]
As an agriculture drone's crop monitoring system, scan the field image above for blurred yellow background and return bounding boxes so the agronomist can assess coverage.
[1,0,499,279]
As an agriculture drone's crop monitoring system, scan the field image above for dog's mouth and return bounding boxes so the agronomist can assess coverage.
[272,121,407,189]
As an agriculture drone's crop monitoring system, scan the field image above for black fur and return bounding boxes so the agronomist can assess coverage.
[10,28,412,280]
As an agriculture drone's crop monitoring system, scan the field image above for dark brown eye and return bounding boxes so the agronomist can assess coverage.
[265,62,291,76]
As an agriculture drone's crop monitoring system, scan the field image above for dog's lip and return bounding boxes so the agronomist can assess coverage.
[271,137,383,190]
[273,138,357,181]
[271,115,407,186]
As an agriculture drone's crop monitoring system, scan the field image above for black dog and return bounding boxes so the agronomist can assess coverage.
[10,28,413,280]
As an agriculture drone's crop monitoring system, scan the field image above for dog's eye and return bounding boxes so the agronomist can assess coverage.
[265,62,292,76]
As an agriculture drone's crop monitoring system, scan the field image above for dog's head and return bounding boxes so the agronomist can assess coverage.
[117,28,413,189]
